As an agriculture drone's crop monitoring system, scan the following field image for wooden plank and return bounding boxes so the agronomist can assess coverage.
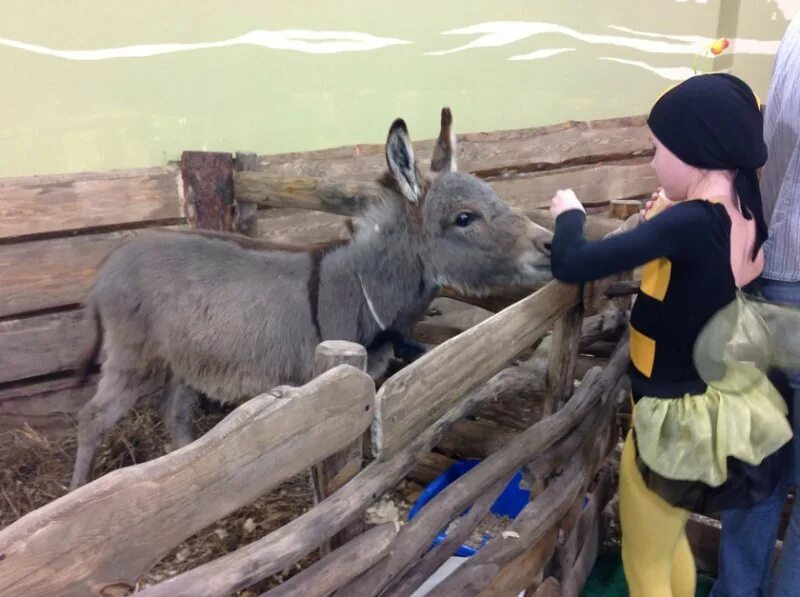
[0,365,374,597]
[0,226,184,319]
[490,159,656,211]
[546,302,584,413]
[234,158,656,220]
[373,281,580,460]
[0,167,182,241]
[0,310,89,384]
[253,116,651,180]
[256,209,350,244]
[0,376,96,434]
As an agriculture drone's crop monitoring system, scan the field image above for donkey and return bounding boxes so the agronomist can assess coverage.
[70,108,554,488]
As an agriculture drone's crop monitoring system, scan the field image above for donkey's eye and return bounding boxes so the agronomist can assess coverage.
[454,212,478,227]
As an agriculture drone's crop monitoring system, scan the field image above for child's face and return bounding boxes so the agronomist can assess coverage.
[649,133,696,201]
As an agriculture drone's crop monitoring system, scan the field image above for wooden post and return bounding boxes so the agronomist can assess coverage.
[180,151,236,231]
[234,152,260,237]
[546,300,584,412]
[311,340,369,554]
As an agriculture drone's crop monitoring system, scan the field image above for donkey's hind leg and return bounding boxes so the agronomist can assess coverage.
[70,369,158,490]
[161,380,199,450]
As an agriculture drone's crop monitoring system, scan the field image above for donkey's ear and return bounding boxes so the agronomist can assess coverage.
[386,118,421,203]
[431,107,457,174]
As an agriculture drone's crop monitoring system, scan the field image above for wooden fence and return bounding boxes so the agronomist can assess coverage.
[0,114,657,596]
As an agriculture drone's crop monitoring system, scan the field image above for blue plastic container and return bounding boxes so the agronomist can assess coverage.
[407,459,531,557]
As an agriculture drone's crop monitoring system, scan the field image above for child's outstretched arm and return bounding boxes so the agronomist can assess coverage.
[550,189,703,283]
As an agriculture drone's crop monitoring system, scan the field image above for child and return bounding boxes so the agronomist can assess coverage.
[549,73,793,597]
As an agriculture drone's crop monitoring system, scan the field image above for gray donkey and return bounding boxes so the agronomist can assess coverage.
[70,108,554,488]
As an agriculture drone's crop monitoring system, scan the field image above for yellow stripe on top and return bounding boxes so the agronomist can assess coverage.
[640,258,672,302]
[630,324,656,378]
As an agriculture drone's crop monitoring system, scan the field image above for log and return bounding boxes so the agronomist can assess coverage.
[339,339,629,596]
[579,307,627,349]
[0,167,183,242]
[488,158,656,211]
[546,301,584,412]
[137,351,517,597]
[310,341,369,554]
[0,365,374,597]
[261,522,400,597]
[379,472,516,597]
[234,172,374,215]
[373,281,580,460]
[181,151,236,231]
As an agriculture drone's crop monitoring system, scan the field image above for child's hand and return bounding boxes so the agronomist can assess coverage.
[550,189,585,220]
[640,187,674,220]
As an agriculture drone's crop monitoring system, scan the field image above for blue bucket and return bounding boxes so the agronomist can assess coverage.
[407,459,531,557]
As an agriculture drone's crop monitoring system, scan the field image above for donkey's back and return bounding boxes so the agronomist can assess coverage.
[90,230,318,398]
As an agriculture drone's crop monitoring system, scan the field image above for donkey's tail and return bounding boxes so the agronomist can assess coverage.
[76,301,103,386]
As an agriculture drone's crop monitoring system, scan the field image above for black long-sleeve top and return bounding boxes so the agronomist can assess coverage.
[551,200,736,397]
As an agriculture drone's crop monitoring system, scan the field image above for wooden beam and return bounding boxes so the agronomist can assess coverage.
[252,116,651,181]
[234,172,375,216]
[261,522,400,597]
[310,341,369,554]
[0,365,374,597]
[546,301,585,412]
[0,167,183,242]
[0,228,186,318]
[373,281,580,460]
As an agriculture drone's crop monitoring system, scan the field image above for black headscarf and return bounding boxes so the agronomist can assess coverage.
[647,73,768,260]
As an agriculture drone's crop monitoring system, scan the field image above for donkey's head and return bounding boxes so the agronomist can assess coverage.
[382,108,553,295]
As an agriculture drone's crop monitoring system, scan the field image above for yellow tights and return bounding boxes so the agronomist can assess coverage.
[620,431,696,597]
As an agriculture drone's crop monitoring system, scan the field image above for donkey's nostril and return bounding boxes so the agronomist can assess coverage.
[544,242,552,254]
